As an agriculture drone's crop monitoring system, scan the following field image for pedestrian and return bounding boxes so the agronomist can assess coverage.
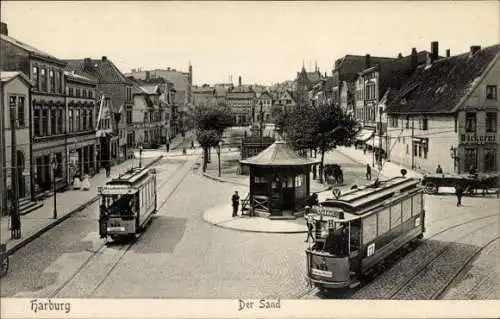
[305,217,314,243]
[363,146,367,155]
[306,193,319,207]
[455,180,464,207]
[191,140,195,149]
[436,164,443,174]
[105,162,111,177]
[366,164,372,181]
[99,202,109,239]
[231,191,240,217]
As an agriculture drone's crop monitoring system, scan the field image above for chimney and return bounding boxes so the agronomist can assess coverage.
[446,49,450,58]
[84,58,92,71]
[470,45,481,55]
[0,22,7,36]
[238,76,242,87]
[365,54,371,68]
[430,41,439,62]
[398,53,403,59]
[167,67,171,71]
[102,56,107,61]
[410,48,418,69]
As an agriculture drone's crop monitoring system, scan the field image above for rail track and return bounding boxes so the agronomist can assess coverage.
[295,212,500,299]
[50,157,197,298]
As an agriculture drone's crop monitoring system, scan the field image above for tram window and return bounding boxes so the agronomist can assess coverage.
[390,204,402,229]
[362,213,377,244]
[377,209,390,236]
[402,198,412,222]
[412,194,422,216]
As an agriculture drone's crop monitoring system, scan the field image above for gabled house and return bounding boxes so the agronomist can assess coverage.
[386,44,500,174]
[354,45,431,155]
[255,91,274,122]
[130,83,164,149]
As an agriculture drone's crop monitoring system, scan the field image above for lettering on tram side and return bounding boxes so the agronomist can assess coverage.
[30,299,71,314]
[238,299,281,311]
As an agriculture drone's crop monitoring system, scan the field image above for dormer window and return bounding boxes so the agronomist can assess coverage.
[486,85,497,100]
[401,97,407,104]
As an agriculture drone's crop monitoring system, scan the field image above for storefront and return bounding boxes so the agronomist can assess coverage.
[458,132,498,173]
[354,128,375,148]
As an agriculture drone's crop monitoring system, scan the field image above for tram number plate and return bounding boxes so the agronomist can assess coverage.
[311,268,332,277]
[107,227,125,232]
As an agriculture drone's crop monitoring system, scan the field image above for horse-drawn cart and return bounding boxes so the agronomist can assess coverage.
[421,172,500,196]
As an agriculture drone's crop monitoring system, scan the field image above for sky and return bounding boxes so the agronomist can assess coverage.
[1,1,499,86]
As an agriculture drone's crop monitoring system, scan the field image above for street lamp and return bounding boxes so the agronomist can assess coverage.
[139,144,143,168]
[51,156,58,219]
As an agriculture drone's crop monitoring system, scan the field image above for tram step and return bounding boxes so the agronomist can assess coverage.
[349,281,361,289]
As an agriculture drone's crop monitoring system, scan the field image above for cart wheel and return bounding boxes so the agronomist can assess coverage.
[0,256,9,277]
[424,183,438,194]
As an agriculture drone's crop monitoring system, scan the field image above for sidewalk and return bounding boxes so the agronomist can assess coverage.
[1,155,164,255]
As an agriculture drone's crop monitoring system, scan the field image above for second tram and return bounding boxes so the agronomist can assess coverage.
[305,176,425,292]
[98,167,158,240]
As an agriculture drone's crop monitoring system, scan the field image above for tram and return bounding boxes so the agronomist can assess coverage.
[305,176,425,292]
[97,167,157,240]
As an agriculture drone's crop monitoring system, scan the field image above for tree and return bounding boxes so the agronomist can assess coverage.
[280,103,358,183]
[194,105,233,172]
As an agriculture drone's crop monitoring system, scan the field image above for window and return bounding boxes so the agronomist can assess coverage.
[454,115,458,132]
[49,70,55,93]
[42,109,48,136]
[34,108,40,136]
[390,204,402,229]
[464,148,478,170]
[413,193,422,215]
[419,118,428,130]
[413,143,418,157]
[484,149,496,171]
[69,87,74,97]
[362,213,377,244]
[76,88,81,98]
[55,71,60,94]
[377,209,390,236]
[75,110,80,131]
[40,68,47,91]
[58,109,63,133]
[50,109,56,135]
[486,112,497,132]
[465,112,476,132]
[68,109,73,132]
[32,66,39,88]
[486,85,497,100]
[390,116,398,128]
[405,116,410,129]
[89,90,94,99]
[402,198,412,222]
[8,96,25,128]
[126,87,132,101]
[89,109,94,129]
[59,71,64,93]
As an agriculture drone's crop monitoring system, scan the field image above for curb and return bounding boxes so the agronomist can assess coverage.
[202,172,247,186]
[201,214,307,234]
[5,155,164,256]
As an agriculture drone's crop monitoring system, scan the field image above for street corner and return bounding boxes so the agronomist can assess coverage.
[202,204,307,234]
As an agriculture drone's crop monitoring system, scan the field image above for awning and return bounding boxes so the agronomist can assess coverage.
[412,137,428,144]
[356,129,375,142]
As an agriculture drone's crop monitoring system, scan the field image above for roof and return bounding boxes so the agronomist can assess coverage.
[1,34,65,65]
[0,71,33,86]
[64,58,130,84]
[226,91,255,99]
[386,44,500,114]
[240,140,320,167]
[141,84,160,95]
[335,55,395,82]
[258,91,273,99]
[376,51,429,94]
[64,70,96,84]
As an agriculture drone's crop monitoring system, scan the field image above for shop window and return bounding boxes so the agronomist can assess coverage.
[465,112,477,132]
[486,85,497,100]
[484,149,496,171]
[486,112,497,132]
[464,148,478,171]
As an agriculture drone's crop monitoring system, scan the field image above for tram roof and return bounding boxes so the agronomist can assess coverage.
[106,167,154,186]
[319,177,421,216]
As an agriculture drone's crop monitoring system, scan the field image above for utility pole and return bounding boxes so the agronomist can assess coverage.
[10,99,21,239]
[411,117,415,170]
[378,107,383,169]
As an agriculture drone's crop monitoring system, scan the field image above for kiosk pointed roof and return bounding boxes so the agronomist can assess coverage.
[240,139,320,167]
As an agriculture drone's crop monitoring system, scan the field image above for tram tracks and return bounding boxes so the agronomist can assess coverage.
[295,212,500,299]
[50,157,197,298]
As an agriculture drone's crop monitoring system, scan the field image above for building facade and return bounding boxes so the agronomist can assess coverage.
[255,91,274,122]
[1,71,32,215]
[65,57,134,164]
[64,71,98,183]
[1,26,69,197]
[192,85,217,107]
[226,82,256,125]
[386,44,500,174]
[131,84,164,148]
